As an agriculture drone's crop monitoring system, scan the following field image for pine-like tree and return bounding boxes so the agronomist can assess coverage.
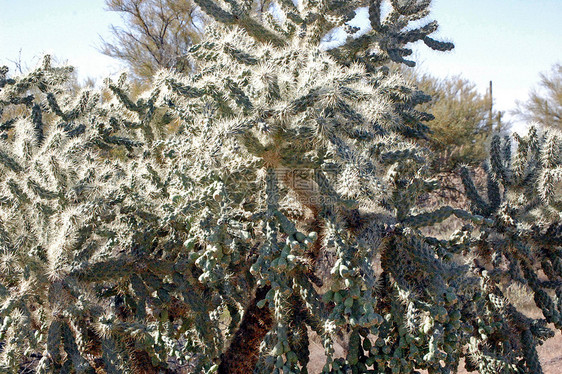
[102,0,205,80]
[0,1,561,374]
[514,63,562,130]
[406,72,507,172]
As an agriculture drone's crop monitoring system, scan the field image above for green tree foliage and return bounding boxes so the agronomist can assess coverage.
[515,63,562,130]
[102,0,205,79]
[408,72,506,172]
[0,1,561,374]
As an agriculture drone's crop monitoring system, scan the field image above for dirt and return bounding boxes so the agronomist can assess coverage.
[536,330,562,374]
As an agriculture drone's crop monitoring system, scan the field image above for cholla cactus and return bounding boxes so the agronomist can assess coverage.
[0,57,185,373]
[455,128,562,373]
[0,1,560,374]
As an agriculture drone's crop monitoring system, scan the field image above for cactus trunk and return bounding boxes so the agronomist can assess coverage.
[218,287,273,374]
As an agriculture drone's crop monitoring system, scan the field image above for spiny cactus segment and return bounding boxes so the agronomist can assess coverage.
[0,1,560,373]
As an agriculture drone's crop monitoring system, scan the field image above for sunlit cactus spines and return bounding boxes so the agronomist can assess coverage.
[0,1,561,373]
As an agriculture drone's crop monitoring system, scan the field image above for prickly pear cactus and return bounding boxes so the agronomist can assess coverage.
[0,1,560,374]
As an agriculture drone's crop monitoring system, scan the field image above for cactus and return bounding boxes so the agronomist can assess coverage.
[0,1,560,373]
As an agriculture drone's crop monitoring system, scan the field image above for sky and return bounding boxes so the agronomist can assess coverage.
[0,0,125,79]
[411,0,561,132]
[1,0,561,131]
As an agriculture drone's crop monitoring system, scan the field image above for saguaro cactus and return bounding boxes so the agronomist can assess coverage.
[0,1,560,373]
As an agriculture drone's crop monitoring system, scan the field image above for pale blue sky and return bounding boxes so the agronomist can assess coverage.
[1,0,560,129]
[413,0,561,130]
[0,0,124,78]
